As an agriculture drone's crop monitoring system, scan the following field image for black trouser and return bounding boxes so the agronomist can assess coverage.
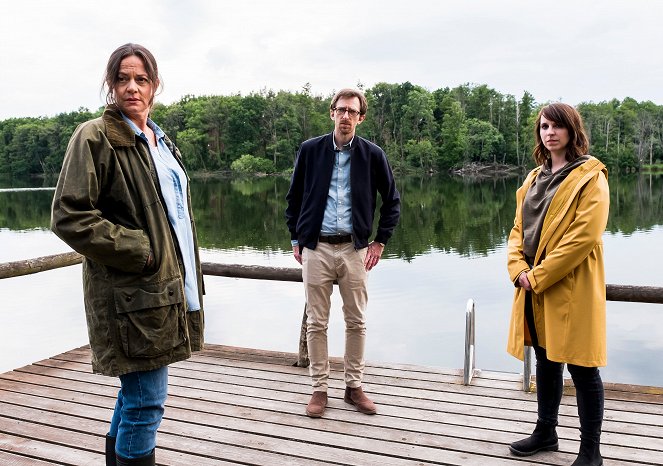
[525,292,604,443]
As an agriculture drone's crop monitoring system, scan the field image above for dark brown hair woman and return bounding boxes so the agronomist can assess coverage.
[506,103,609,466]
[52,43,204,466]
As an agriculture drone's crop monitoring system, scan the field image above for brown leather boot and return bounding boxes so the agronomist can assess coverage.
[306,391,328,418]
[344,386,377,414]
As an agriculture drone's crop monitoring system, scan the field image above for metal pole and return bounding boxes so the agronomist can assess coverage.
[463,299,476,385]
[523,345,532,392]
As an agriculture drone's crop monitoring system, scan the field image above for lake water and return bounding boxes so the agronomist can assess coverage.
[1,173,662,386]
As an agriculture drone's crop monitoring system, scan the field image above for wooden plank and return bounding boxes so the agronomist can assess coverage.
[0,450,56,465]
[1,345,661,466]
[0,432,102,465]
[34,352,663,425]
[4,370,659,463]
[15,355,663,431]
[4,375,660,457]
[9,360,660,443]
[0,400,325,466]
[55,345,663,404]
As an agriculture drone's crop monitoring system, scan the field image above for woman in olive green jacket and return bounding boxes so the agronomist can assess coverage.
[51,44,204,466]
[506,103,609,466]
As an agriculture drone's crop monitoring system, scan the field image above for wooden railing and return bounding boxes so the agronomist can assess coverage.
[0,252,308,367]
[0,251,84,279]
[2,251,663,372]
[3,251,663,302]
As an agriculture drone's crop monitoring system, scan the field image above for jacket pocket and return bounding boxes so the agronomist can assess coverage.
[114,279,186,358]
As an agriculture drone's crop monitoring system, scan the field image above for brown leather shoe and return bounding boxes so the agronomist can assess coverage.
[344,386,377,414]
[306,391,328,418]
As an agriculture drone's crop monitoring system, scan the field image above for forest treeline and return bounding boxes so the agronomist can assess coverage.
[1,82,662,177]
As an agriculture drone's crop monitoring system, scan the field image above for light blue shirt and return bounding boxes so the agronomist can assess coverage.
[121,114,201,312]
[320,133,353,236]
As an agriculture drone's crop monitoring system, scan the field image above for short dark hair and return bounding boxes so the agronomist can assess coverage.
[533,103,589,165]
[330,88,368,115]
[102,43,161,107]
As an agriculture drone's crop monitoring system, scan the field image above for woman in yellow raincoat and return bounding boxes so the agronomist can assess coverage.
[506,103,609,466]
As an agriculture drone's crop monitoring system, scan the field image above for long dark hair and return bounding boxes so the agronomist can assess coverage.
[533,103,589,165]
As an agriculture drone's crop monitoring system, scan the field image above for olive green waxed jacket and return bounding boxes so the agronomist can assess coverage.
[51,106,204,377]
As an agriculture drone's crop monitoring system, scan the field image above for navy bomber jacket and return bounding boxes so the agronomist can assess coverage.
[285,132,401,251]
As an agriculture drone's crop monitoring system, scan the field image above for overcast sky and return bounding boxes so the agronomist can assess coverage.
[1,0,662,120]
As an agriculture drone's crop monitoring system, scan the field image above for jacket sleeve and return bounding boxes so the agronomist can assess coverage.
[528,172,609,293]
[374,151,400,244]
[507,181,532,285]
[285,145,305,240]
[51,123,151,273]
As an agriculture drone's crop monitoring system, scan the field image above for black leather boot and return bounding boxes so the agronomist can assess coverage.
[116,449,155,466]
[105,435,117,466]
[571,438,603,466]
[509,421,559,456]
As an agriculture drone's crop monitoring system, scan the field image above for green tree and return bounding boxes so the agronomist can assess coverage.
[263,90,305,169]
[515,91,536,166]
[404,139,436,170]
[230,154,276,174]
[176,128,207,170]
[438,97,467,168]
[465,118,504,163]
[7,121,51,176]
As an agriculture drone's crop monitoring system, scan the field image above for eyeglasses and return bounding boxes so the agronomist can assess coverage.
[333,107,360,118]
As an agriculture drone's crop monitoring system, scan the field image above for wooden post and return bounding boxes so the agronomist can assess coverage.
[295,304,310,368]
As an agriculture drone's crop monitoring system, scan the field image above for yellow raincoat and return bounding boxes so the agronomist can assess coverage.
[507,156,609,367]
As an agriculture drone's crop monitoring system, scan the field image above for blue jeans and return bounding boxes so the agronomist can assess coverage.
[108,366,168,459]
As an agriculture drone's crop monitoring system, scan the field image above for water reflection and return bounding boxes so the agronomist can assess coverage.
[3,173,662,254]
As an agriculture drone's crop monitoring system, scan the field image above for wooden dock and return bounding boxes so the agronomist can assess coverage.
[0,344,661,465]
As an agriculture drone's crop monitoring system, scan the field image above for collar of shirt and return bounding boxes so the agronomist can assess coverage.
[120,112,166,142]
[332,132,354,152]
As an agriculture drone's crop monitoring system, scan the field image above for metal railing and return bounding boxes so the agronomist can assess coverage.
[461,285,663,391]
[523,346,533,392]
[463,299,477,385]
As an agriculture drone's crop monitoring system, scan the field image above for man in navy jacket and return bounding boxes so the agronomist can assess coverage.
[285,88,400,418]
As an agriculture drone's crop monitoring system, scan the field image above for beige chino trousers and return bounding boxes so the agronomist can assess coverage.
[302,242,368,392]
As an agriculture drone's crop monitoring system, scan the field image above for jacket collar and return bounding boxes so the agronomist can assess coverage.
[564,156,606,182]
[523,156,606,192]
[535,156,607,262]
[102,105,137,148]
[331,132,356,151]
[325,132,365,152]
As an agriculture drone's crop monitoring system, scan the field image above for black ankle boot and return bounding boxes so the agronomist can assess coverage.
[105,435,116,466]
[116,449,155,466]
[509,421,559,456]
[571,438,603,465]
